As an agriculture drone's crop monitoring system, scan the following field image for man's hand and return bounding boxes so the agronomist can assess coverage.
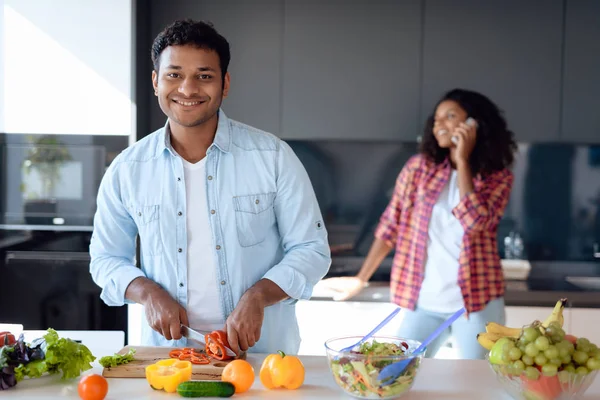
[225,291,265,355]
[224,278,288,355]
[126,277,189,341]
[144,288,189,340]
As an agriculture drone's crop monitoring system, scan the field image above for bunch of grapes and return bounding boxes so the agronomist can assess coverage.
[499,321,600,380]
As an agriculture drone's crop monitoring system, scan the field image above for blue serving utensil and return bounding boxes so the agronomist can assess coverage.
[377,307,467,385]
[339,307,401,353]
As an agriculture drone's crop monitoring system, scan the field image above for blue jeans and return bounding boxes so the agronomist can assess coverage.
[396,297,505,359]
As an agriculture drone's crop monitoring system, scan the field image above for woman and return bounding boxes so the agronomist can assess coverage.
[323,88,517,359]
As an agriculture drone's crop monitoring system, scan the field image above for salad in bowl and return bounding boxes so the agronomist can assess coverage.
[325,336,425,399]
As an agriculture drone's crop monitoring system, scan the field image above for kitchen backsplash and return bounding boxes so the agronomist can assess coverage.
[287,140,600,263]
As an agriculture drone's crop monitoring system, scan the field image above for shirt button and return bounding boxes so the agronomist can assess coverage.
[138,212,142,216]
[178,248,182,253]
[255,199,260,204]
[179,282,184,287]
[177,177,181,181]
[216,245,221,250]
[220,280,226,285]
[210,210,215,215]
[178,211,183,216]
[207,175,213,180]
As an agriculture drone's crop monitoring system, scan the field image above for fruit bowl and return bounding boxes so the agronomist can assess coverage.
[488,355,598,400]
[324,336,425,399]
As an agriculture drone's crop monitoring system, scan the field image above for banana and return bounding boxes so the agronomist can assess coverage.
[485,322,522,338]
[476,332,506,350]
[542,298,568,329]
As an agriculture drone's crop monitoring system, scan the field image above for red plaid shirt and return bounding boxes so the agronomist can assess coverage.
[375,154,513,315]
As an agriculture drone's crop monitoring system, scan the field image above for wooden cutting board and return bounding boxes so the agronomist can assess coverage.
[102,346,240,380]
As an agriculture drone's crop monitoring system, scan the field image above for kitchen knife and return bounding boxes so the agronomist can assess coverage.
[180,325,236,357]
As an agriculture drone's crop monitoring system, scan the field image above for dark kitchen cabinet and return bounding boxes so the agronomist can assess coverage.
[149,0,283,134]
[281,0,422,141]
[0,232,127,335]
[561,0,600,143]
[421,0,563,142]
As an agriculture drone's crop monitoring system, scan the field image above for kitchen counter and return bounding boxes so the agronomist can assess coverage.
[10,351,600,399]
[312,279,600,308]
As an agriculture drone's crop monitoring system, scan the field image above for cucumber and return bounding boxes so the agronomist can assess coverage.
[176,380,235,398]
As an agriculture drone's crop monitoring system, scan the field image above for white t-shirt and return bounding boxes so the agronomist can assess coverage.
[179,155,224,332]
[416,170,465,313]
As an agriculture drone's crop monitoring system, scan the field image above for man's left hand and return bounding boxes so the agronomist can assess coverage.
[225,290,265,355]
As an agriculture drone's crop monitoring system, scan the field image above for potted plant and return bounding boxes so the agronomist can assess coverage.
[21,135,73,224]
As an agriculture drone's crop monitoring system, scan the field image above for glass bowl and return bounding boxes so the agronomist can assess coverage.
[487,355,598,400]
[324,336,425,399]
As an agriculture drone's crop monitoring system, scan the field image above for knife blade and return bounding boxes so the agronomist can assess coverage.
[180,325,236,357]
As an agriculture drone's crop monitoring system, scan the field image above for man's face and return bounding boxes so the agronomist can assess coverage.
[152,45,230,129]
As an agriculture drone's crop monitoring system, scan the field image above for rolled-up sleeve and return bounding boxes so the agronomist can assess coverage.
[263,141,331,303]
[89,160,145,306]
[374,155,419,248]
[452,168,513,233]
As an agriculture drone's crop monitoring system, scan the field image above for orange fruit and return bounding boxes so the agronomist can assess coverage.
[78,374,108,400]
[221,359,255,393]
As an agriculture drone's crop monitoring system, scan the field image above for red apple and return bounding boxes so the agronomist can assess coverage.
[565,334,577,345]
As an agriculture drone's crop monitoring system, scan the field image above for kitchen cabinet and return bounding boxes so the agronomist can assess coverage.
[281,0,422,141]
[561,0,600,143]
[149,0,283,134]
[421,0,563,143]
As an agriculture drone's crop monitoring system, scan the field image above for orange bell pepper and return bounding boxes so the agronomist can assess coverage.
[145,359,192,393]
[259,350,305,390]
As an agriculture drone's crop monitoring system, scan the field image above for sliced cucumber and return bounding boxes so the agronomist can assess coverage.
[176,380,235,398]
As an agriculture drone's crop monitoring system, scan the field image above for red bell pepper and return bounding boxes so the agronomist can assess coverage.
[205,330,234,361]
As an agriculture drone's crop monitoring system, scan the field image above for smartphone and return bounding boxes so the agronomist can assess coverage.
[451,117,477,145]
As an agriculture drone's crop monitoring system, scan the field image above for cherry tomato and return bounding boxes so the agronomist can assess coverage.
[78,374,108,400]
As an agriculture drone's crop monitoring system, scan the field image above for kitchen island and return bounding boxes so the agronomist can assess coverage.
[8,351,600,399]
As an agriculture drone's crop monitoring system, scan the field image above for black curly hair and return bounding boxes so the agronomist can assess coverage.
[419,88,517,177]
[151,19,230,85]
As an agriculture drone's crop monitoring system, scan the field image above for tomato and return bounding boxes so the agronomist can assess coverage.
[221,359,255,394]
[78,374,108,400]
[0,331,16,347]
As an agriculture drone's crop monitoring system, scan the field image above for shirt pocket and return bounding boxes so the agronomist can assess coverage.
[130,204,163,256]
[233,192,276,247]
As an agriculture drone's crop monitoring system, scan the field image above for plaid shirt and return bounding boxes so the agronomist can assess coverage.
[375,154,513,315]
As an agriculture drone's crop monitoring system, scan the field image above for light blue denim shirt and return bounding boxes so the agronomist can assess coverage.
[89,110,331,354]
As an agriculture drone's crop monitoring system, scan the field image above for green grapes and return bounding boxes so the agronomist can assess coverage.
[493,321,600,382]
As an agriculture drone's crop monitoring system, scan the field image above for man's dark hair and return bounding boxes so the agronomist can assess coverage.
[420,88,518,177]
[151,19,231,83]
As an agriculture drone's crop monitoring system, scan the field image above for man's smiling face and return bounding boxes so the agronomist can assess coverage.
[152,45,230,128]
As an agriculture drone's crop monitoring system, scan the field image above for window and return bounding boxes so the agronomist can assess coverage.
[0,0,133,136]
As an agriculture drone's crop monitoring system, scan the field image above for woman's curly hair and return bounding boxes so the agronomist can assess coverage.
[419,88,517,177]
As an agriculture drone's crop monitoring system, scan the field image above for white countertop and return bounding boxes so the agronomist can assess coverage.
[9,352,600,399]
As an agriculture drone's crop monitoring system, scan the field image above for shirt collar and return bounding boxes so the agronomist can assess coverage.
[157,109,232,156]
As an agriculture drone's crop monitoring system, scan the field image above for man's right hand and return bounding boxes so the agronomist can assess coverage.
[144,287,189,340]
[125,277,189,341]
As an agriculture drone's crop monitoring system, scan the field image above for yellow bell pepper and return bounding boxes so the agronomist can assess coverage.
[259,350,305,390]
[145,358,192,393]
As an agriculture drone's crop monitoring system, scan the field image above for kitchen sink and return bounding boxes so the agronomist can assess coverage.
[565,276,600,291]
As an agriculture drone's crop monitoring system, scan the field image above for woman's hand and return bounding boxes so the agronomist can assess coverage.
[316,277,366,301]
[453,119,477,164]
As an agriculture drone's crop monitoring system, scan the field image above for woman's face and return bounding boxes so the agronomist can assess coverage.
[432,100,468,148]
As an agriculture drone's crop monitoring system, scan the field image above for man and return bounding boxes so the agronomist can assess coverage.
[89,19,331,355]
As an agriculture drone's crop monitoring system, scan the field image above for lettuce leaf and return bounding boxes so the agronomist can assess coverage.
[14,329,95,382]
[99,348,135,368]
